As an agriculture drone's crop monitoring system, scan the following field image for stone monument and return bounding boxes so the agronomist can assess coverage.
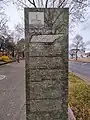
[24,8,68,120]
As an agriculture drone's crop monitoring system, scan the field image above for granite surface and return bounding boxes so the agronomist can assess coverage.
[25,8,68,120]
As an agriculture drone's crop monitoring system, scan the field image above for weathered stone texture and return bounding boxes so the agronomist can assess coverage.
[29,37,63,57]
[27,110,67,120]
[25,8,68,120]
[29,69,64,82]
[29,99,62,112]
[29,35,68,57]
[29,57,63,68]
[28,35,68,119]
[29,81,62,99]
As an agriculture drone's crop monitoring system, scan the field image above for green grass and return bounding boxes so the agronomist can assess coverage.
[69,72,90,120]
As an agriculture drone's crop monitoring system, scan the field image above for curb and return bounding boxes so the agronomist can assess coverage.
[0,59,24,66]
[0,60,16,66]
[69,71,90,85]
[68,106,76,120]
[69,60,90,63]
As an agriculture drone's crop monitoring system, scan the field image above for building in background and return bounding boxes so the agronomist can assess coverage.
[85,52,90,57]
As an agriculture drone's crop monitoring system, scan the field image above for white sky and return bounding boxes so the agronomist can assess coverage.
[4,2,90,52]
[5,3,22,30]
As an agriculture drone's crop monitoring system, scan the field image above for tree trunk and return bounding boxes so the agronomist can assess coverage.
[71,54,73,59]
[12,50,14,57]
[76,51,78,60]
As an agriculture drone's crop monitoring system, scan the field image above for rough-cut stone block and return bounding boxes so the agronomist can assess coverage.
[29,80,62,99]
[29,57,63,69]
[29,40,63,57]
[29,99,62,112]
[29,69,64,82]
[27,110,68,120]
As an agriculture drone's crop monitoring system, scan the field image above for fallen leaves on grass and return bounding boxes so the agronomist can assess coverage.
[69,73,90,120]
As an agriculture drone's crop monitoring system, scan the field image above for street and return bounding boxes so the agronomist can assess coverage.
[0,60,26,120]
[69,61,90,83]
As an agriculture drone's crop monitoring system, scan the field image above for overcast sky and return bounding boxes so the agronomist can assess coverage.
[4,2,90,52]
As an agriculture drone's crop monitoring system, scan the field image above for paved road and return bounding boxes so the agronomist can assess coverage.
[0,60,26,120]
[69,61,90,83]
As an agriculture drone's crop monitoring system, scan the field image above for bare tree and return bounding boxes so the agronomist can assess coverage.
[0,30,16,54]
[15,23,24,33]
[0,0,9,37]
[16,38,25,55]
[69,49,76,59]
[0,1,17,53]
[85,40,90,46]
[14,22,25,57]
[70,34,85,60]
[10,0,90,26]
[14,22,24,42]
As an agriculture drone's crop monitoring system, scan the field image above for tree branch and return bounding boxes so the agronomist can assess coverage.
[28,0,37,8]
[58,0,66,8]
[33,0,37,8]
[45,0,49,8]
[40,0,44,7]
[52,10,64,27]
[52,0,56,7]
[75,0,90,7]
[18,0,29,7]
[0,17,8,29]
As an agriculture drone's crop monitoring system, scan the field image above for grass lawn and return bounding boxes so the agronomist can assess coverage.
[77,58,90,63]
[69,72,90,120]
